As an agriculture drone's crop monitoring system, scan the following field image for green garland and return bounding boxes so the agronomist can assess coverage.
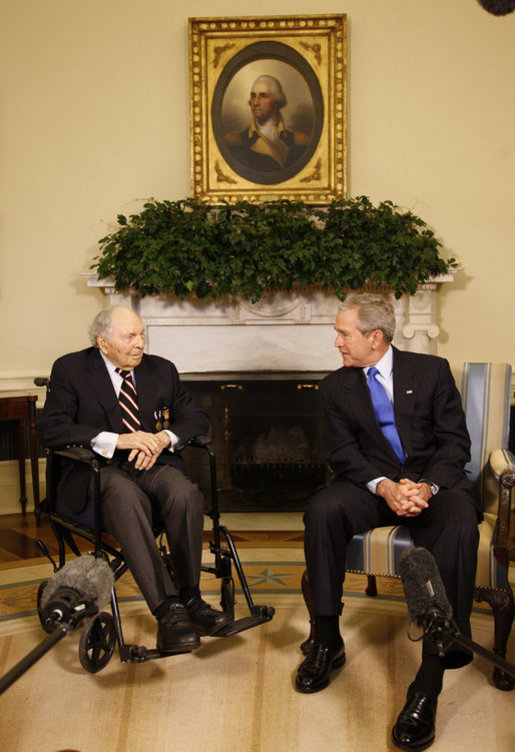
[92,196,457,303]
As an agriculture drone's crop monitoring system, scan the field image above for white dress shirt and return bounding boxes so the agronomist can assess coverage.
[90,353,178,459]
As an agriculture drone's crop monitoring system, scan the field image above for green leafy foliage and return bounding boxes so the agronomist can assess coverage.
[92,197,457,302]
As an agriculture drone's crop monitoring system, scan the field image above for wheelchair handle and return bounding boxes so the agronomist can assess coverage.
[188,434,212,449]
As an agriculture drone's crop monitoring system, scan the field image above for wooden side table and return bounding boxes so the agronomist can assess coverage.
[0,394,41,524]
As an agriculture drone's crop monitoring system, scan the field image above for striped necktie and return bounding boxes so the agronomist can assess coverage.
[116,369,141,432]
[366,366,405,463]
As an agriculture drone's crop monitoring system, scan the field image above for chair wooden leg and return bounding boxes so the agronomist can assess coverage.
[300,569,316,655]
[474,585,514,691]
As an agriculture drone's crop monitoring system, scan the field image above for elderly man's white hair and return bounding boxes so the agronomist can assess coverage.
[88,305,136,346]
[252,75,287,109]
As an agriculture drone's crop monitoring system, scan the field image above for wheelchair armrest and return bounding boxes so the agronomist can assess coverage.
[188,434,212,449]
[52,446,98,466]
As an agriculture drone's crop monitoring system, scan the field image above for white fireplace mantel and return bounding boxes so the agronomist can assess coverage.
[83,273,456,375]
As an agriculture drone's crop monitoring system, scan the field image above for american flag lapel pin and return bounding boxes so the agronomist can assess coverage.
[406,389,413,394]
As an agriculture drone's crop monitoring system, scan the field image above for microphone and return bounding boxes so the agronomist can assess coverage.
[0,556,115,695]
[40,555,114,630]
[398,546,515,682]
[398,546,453,626]
[476,0,515,16]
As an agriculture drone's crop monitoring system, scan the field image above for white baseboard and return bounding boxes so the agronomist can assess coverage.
[0,459,46,515]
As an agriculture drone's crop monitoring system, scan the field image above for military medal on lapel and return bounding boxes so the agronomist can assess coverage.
[154,408,170,431]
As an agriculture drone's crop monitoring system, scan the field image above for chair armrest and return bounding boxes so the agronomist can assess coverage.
[489,448,515,482]
[492,468,515,567]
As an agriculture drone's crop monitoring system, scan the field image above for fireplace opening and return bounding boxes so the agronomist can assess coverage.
[182,375,330,512]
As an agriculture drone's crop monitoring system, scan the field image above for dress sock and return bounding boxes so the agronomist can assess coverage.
[315,615,342,651]
[409,655,445,701]
[152,595,179,621]
[179,585,200,604]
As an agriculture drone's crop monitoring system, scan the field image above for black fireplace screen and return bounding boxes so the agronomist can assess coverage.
[182,377,330,512]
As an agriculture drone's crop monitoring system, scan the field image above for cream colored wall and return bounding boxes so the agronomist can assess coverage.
[1,0,514,381]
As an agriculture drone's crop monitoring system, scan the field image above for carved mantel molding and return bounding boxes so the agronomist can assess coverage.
[82,272,456,374]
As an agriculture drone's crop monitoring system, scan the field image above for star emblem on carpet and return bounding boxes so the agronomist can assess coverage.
[245,567,295,587]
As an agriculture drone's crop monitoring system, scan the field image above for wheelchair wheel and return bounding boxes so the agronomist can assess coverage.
[36,580,54,634]
[79,612,116,673]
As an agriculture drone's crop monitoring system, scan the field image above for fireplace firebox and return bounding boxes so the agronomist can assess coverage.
[181,375,330,512]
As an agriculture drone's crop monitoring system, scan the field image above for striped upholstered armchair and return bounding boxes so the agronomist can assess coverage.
[301,362,515,691]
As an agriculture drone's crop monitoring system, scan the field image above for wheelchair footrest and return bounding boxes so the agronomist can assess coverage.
[119,644,150,663]
[215,605,275,637]
[120,644,192,663]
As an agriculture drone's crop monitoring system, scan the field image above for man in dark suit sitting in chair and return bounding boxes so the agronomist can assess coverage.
[295,293,480,752]
[39,305,230,654]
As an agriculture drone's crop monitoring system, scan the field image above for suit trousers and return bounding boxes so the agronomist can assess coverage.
[90,462,204,612]
[304,480,480,665]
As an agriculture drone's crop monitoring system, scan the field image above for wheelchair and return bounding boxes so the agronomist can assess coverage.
[34,378,275,674]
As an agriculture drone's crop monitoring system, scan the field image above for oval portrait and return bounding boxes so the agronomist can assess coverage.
[212,42,324,186]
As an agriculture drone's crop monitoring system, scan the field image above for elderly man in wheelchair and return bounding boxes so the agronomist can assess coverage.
[38,305,231,656]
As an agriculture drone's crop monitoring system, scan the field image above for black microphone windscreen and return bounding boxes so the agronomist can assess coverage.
[40,555,114,612]
[477,0,515,15]
[398,547,453,625]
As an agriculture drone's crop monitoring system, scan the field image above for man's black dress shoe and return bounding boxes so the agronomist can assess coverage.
[392,692,437,752]
[295,639,346,693]
[157,601,201,653]
[184,596,231,636]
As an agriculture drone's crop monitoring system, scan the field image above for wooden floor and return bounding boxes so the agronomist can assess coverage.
[0,511,305,566]
[2,509,515,564]
[0,512,67,565]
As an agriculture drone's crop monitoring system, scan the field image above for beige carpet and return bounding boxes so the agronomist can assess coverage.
[0,557,514,752]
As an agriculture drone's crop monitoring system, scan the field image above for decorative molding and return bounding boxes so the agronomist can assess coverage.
[82,272,458,374]
[0,377,46,394]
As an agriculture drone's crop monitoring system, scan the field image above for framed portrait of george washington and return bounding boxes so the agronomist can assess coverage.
[189,15,346,204]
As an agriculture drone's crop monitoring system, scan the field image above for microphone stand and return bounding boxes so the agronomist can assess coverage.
[413,613,515,679]
[0,602,96,695]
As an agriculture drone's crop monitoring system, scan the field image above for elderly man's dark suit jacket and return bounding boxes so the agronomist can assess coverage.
[320,347,479,513]
[39,347,210,513]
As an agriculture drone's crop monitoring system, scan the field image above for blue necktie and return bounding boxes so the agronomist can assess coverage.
[366,366,405,463]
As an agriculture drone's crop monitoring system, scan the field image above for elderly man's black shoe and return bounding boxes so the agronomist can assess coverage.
[295,639,346,693]
[184,596,231,636]
[157,601,201,653]
[392,692,437,751]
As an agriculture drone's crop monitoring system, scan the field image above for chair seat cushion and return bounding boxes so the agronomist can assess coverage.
[345,514,509,590]
[54,495,103,531]
[345,526,413,577]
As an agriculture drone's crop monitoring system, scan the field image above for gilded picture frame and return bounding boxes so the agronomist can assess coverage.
[189,14,347,204]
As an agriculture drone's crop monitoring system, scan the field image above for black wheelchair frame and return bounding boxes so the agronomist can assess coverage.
[34,381,275,673]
